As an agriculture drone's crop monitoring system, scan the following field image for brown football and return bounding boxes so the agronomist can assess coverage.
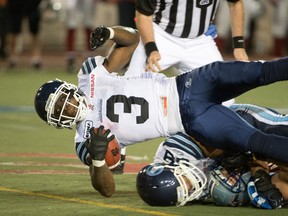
[105,136,121,169]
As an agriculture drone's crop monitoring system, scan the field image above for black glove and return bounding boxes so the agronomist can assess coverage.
[85,126,114,161]
[221,152,251,172]
[254,169,284,209]
[89,26,111,50]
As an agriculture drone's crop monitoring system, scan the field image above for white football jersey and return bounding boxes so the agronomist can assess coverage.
[153,133,215,176]
[74,56,185,147]
[153,133,216,200]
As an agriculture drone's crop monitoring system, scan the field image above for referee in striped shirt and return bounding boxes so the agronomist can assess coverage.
[126,0,248,77]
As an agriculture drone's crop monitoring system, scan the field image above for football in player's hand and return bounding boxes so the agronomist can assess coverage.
[105,135,121,170]
[92,127,121,169]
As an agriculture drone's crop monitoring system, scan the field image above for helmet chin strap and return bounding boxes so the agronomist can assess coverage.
[75,97,88,122]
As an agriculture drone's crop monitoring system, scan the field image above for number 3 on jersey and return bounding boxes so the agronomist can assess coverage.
[106,95,149,124]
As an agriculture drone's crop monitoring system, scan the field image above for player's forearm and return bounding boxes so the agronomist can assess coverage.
[228,0,245,37]
[111,26,139,47]
[89,164,115,197]
[135,11,155,45]
[103,26,140,72]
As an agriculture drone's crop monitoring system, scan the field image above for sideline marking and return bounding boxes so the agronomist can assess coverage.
[0,106,34,112]
[0,187,179,216]
[0,161,86,168]
[0,153,77,158]
[0,161,148,174]
[0,169,88,175]
[0,153,149,174]
[0,153,150,161]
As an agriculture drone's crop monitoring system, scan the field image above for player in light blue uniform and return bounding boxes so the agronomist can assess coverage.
[137,104,288,207]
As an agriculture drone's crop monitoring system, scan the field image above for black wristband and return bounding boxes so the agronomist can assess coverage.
[144,42,158,57]
[232,36,245,49]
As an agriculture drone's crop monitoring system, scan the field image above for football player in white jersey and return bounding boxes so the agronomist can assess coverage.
[34,25,141,197]
[34,25,288,198]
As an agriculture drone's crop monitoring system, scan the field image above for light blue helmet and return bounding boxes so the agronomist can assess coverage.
[208,166,251,207]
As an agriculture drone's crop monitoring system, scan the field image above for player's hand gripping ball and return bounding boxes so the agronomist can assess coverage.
[93,127,121,170]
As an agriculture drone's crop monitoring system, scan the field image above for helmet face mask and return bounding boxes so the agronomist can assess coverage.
[34,80,87,129]
[136,161,207,206]
[209,166,251,207]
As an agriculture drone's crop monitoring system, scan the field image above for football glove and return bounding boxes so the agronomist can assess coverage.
[249,170,284,209]
[221,152,251,172]
[85,126,114,161]
[247,176,272,209]
[89,26,111,50]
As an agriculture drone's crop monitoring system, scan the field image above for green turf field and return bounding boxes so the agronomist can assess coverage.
[0,65,288,216]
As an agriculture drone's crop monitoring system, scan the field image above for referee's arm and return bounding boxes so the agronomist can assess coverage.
[227,0,249,61]
[135,0,162,72]
[135,0,156,47]
[135,11,155,46]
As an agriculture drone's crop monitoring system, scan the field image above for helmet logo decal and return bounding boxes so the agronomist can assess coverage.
[146,164,164,176]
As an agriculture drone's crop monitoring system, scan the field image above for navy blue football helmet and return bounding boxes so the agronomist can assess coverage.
[136,161,207,206]
[34,79,87,128]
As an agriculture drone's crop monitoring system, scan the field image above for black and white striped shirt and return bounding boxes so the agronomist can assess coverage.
[136,0,239,39]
